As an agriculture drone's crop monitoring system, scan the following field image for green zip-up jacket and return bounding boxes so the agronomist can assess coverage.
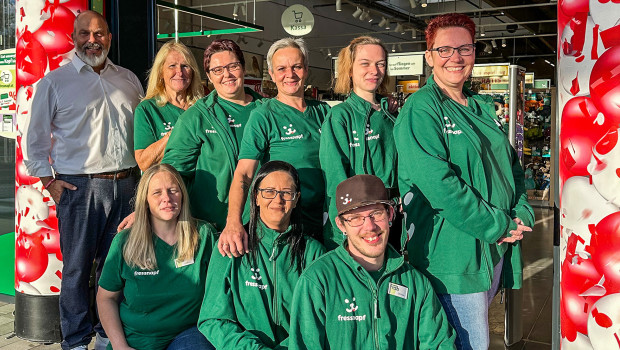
[319,92,397,250]
[198,221,326,349]
[162,88,264,230]
[393,75,535,294]
[288,242,456,350]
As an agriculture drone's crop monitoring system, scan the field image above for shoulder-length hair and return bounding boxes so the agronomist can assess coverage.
[266,37,309,73]
[123,164,198,270]
[425,13,476,49]
[334,36,390,95]
[246,161,307,273]
[144,41,203,108]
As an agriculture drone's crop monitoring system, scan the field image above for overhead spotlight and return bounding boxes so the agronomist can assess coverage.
[327,48,333,56]
[258,40,264,48]
[240,37,248,44]
[335,0,342,12]
[378,17,388,28]
[395,23,404,34]
[484,42,492,54]
[384,21,391,30]
[409,0,417,8]
[352,7,363,18]
[502,38,507,47]
[398,44,403,51]
[360,10,369,21]
[480,26,486,37]
[233,3,239,17]
[240,3,247,16]
[411,30,417,39]
[491,39,497,49]
[544,59,555,67]
[391,44,396,52]
[421,0,427,7]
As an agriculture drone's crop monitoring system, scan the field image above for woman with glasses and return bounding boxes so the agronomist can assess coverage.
[219,38,330,258]
[97,164,216,350]
[393,13,534,350]
[161,39,265,231]
[198,161,325,349]
[133,41,203,171]
[319,36,399,251]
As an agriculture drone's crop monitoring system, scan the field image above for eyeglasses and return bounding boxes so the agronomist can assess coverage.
[258,188,298,201]
[428,44,476,58]
[208,61,242,75]
[341,209,388,227]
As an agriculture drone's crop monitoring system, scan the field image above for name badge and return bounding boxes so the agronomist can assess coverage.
[388,282,409,299]
[175,258,194,268]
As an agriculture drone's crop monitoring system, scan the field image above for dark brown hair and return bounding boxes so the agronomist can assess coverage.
[203,39,245,72]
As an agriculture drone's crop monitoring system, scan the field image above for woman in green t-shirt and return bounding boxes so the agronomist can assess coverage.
[98,164,217,350]
[198,161,325,349]
[220,38,330,258]
[134,41,203,171]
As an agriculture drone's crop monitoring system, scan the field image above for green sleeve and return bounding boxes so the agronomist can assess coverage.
[303,240,327,269]
[133,101,157,151]
[198,251,269,350]
[319,111,352,222]
[288,275,327,350]
[416,276,457,349]
[238,109,270,161]
[394,105,514,244]
[161,109,202,183]
[509,152,535,228]
[98,232,126,292]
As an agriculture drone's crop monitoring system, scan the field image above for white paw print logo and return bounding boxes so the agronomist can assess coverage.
[163,121,173,131]
[365,123,374,135]
[341,194,352,205]
[352,131,359,141]
[251,268,262,281]
[345,297,358,313]
[228,116,235,124]
[443,117,456,129]
[283,124,297,135]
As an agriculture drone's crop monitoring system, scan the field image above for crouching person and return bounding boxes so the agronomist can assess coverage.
[289,175,455,349]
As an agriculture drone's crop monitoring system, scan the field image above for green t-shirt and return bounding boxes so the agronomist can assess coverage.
[218,97,256,147]
[239,98,330,236]
[99,221,218,350]
[134,98,185,150]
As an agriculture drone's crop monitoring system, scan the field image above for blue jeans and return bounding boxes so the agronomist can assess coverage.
[167,327,214,350]
[437,258,504,350]
[56,173,138,350]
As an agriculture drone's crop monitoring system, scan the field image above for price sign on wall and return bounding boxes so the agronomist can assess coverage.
[281,4,314,36]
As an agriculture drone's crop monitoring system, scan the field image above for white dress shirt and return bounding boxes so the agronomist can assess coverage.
[22,55,144,177]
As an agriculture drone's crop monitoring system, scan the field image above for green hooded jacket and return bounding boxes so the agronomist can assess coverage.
[393,75,535,294]
[162,87,264,230]
[319,92,397,250]
[198,221,325,349]
[288,242,456,350]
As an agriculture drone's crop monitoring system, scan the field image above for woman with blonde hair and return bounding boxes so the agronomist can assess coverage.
[98,164,217,350]
[134,41,203,171]
[320,36,399,250]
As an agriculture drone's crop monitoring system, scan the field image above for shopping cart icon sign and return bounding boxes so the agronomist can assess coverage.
[292,10,303,23]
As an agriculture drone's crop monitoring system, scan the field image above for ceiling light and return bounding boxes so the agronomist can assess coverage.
[395,23,404,34]
[258,40,264,48]
[391,44,396,52]
[240,3,246,16]
[502,38,507,47]
[328,49,333,56]
[480,26,486,37]
[233,3,239,17]
[384,21,391,30]
[491,39,497,49]
[544,59,555,67]
[484,42,492,54]
[378,17,388,27]
[360,10,369,21]
[421,0,427,7]
[336,0,342,12]
[352,7,363,19]
[409,0,417,8]
[411,30,416,39]
[398,44,403,51]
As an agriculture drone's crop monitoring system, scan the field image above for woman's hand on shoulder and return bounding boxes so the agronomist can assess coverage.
[218,221,248,258]
[117,212,136,232]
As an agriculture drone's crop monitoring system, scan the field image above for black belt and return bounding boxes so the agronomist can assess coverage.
[58,167,137,180]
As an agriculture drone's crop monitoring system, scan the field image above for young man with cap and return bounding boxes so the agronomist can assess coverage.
[288,175,455,349]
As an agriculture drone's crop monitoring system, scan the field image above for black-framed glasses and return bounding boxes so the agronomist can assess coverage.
[341,209,388,227]
[428,44,476,58]
[209,61,242,75]
[258,188,298,201]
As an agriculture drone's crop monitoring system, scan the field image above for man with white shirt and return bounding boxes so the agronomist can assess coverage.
[22,10,143,350]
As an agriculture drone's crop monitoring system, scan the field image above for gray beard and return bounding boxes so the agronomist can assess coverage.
[76,48,108,68]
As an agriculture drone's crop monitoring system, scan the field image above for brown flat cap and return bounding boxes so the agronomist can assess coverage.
[335,175,394,215]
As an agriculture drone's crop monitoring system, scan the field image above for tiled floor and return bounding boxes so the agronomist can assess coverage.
[0,207,556,349]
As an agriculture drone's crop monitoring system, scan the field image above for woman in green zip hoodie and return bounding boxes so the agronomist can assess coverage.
[393,14,534,350]
[319,36,398,251]
[219,38,330,258]
[160,39,264,231]
[198,161,325,349]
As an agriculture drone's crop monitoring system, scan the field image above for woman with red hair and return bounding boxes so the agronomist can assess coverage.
[394,13,534,349]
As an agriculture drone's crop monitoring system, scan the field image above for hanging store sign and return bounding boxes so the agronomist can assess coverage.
[281,4,314,36]
[387,53,424,76]
[398,80,420,93]
[472,64,509,77]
